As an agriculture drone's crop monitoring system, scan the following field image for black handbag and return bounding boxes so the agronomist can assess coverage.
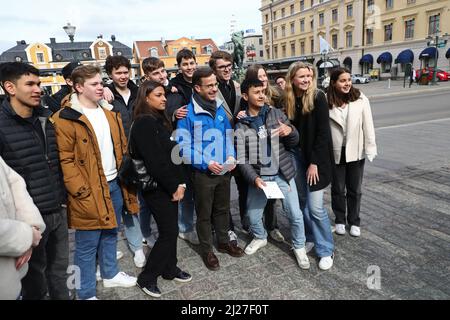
[118,122,158,192]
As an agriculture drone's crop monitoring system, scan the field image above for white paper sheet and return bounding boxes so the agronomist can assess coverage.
[261,181,285,199]
[213,159,238,176]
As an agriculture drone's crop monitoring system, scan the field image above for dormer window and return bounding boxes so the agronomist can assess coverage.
[150,47,158,57]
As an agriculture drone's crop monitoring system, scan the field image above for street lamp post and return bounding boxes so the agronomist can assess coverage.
[63,23,76,43]
[426,31,449,85]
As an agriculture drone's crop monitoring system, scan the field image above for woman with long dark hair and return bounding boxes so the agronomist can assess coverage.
[285,62,335,271]
[327,68,377,237]
[131,81,191,298]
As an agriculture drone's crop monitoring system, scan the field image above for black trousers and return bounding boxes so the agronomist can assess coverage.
[331,148,365,227]
[21,210,70,300]
[139,189,180,286]
[192,171,231,255]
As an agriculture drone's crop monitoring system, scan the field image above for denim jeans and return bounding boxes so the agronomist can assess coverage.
[178,166,195,233]
[74,179,121,300]
[138,191,153,240]
[246,175,306,249]
[294,150,334,258]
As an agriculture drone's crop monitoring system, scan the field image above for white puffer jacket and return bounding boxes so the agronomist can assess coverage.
[0,156,45,300]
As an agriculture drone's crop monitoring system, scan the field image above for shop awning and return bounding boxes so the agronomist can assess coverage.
[359,54,373,64]
[319,59,340,68]
[419,47,438,59]
[376,52,393,64]
[446,48,450,59]
[395,49,414,64]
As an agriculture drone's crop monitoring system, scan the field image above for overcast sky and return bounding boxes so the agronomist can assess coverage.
[0,0,262,54]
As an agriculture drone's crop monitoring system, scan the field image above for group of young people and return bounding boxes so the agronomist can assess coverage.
[0,47,376,300]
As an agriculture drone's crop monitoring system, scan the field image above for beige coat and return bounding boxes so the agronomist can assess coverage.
[0,156,46,300]
[329,93,377,164]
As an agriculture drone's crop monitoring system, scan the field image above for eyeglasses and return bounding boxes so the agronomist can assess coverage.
[200,83,219,89]
[216,64,233,70]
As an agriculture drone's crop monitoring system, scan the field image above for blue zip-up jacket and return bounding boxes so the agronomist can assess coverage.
[176,97,235,173]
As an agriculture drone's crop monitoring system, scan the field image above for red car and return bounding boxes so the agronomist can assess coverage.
[416,68,450,81]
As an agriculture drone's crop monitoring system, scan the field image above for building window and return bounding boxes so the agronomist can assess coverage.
[311,39,314,53]
[273,11,277,20]
[319,13,324,26]
[173,47,178,55]
[332,9,338,23]
[405,19,415,39]
[266,48,270,59]
[282,45,286,57]
[407,0,415,4]
[386,0,393,9]
[290,4,295,15]
[259,38,263,45]
[282,25,286,37]
[291,42,296,55]
[36,52,44,63]
[368,0,374,13]
[150,48,158,58]
[366,28,374,45]
[265,14,269,23]
[266,30,270,41]
[99,48,108,60]
[300,41,305,55]
[332,34,338,49]
[260,50,264,57]
[191,47,197,55]
[274,46,278,59]
[274,27,278,39]
[310,18,314,30]
[291,22,295,34]
[311,0,314,7]
[55,54,63,61]
[281,8,285,18]
[346,31,353,48]
[300,0,305,11]
[428,14,440,35]
[206,46,213,55]
[15,56,22,62]
[384,23,393,41]
[300,19,305,32]
[347,4,353,18]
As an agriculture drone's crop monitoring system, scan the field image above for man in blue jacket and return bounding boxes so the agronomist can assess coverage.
[176,68,244,271]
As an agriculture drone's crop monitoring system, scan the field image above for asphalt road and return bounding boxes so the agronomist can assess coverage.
[371,90,450,128]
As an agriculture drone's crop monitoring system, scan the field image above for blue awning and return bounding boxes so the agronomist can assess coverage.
[446,48,450,59]
[377,52,393,64]
[359,54,373,64]
[395,49,414,64]
[419,47,438,59]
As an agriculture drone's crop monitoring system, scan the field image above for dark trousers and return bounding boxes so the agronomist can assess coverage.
[193,171,231,255]
[21,210,70,300]
[331,148,365,227]
[139,189,180,286]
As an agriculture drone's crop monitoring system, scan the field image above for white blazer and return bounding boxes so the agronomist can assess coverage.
[329,93,377,164]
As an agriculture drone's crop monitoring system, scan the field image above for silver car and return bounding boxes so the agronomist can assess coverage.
[351,74,370,84]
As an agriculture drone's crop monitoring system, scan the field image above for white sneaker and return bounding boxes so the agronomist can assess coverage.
[335,224,346,235]
[305,242,315,254]
[293,247,310,269]
[269,229,285,242]
[319,256,334,271]
[96,266,102,282]
[244,238,267,255]
[116,251,124,260]
[134,249,146,268]
[228,230,238,242]
[85,296,99,300]
[350,226,361,237]
[103,272,137,288]
[179,231,200,245]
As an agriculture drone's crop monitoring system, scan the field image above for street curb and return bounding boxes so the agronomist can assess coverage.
[367,85,450,100]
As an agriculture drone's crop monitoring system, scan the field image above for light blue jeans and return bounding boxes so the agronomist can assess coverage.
[75,179,121,300]
[138,191,153,240]
[178,166,196,233]
[294,150,335,258]
[246,175,306,249]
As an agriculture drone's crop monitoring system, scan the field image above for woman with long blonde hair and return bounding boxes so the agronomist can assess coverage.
[284,61,335,271]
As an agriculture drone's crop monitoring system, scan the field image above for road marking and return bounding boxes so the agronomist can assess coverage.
[376,117,450,131]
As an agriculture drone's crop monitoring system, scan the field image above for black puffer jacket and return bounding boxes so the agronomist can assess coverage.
[169,73,193,106]
[106,81,139,137]
[0,99,66,214]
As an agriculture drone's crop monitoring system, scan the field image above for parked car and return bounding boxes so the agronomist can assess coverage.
[416,68,450,81]
[351,74,370,84]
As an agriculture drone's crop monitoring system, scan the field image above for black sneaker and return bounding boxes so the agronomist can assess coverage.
[173,271,192,283]
[137,281,161,298]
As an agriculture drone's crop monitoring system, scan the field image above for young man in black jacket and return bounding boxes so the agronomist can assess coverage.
[0,62,69,300]
[104,55,146,268]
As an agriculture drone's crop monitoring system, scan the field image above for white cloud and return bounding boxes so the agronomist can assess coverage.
[0,0,262,53]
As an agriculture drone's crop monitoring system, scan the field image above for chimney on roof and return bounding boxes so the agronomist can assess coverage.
[111,35,116,42]
[50,38,56,44]
[97,34,103,39]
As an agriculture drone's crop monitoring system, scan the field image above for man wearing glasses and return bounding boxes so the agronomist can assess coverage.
[176,68,244,271]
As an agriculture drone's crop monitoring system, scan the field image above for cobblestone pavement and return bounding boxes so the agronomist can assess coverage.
[69,118,450,301]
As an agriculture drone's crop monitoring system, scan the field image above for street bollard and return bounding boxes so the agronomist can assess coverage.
[388,79,391,89]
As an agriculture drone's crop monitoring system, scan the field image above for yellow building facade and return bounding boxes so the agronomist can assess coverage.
[261,0,450,77]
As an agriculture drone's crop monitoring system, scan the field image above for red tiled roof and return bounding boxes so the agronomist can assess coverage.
[134,41,167,58]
